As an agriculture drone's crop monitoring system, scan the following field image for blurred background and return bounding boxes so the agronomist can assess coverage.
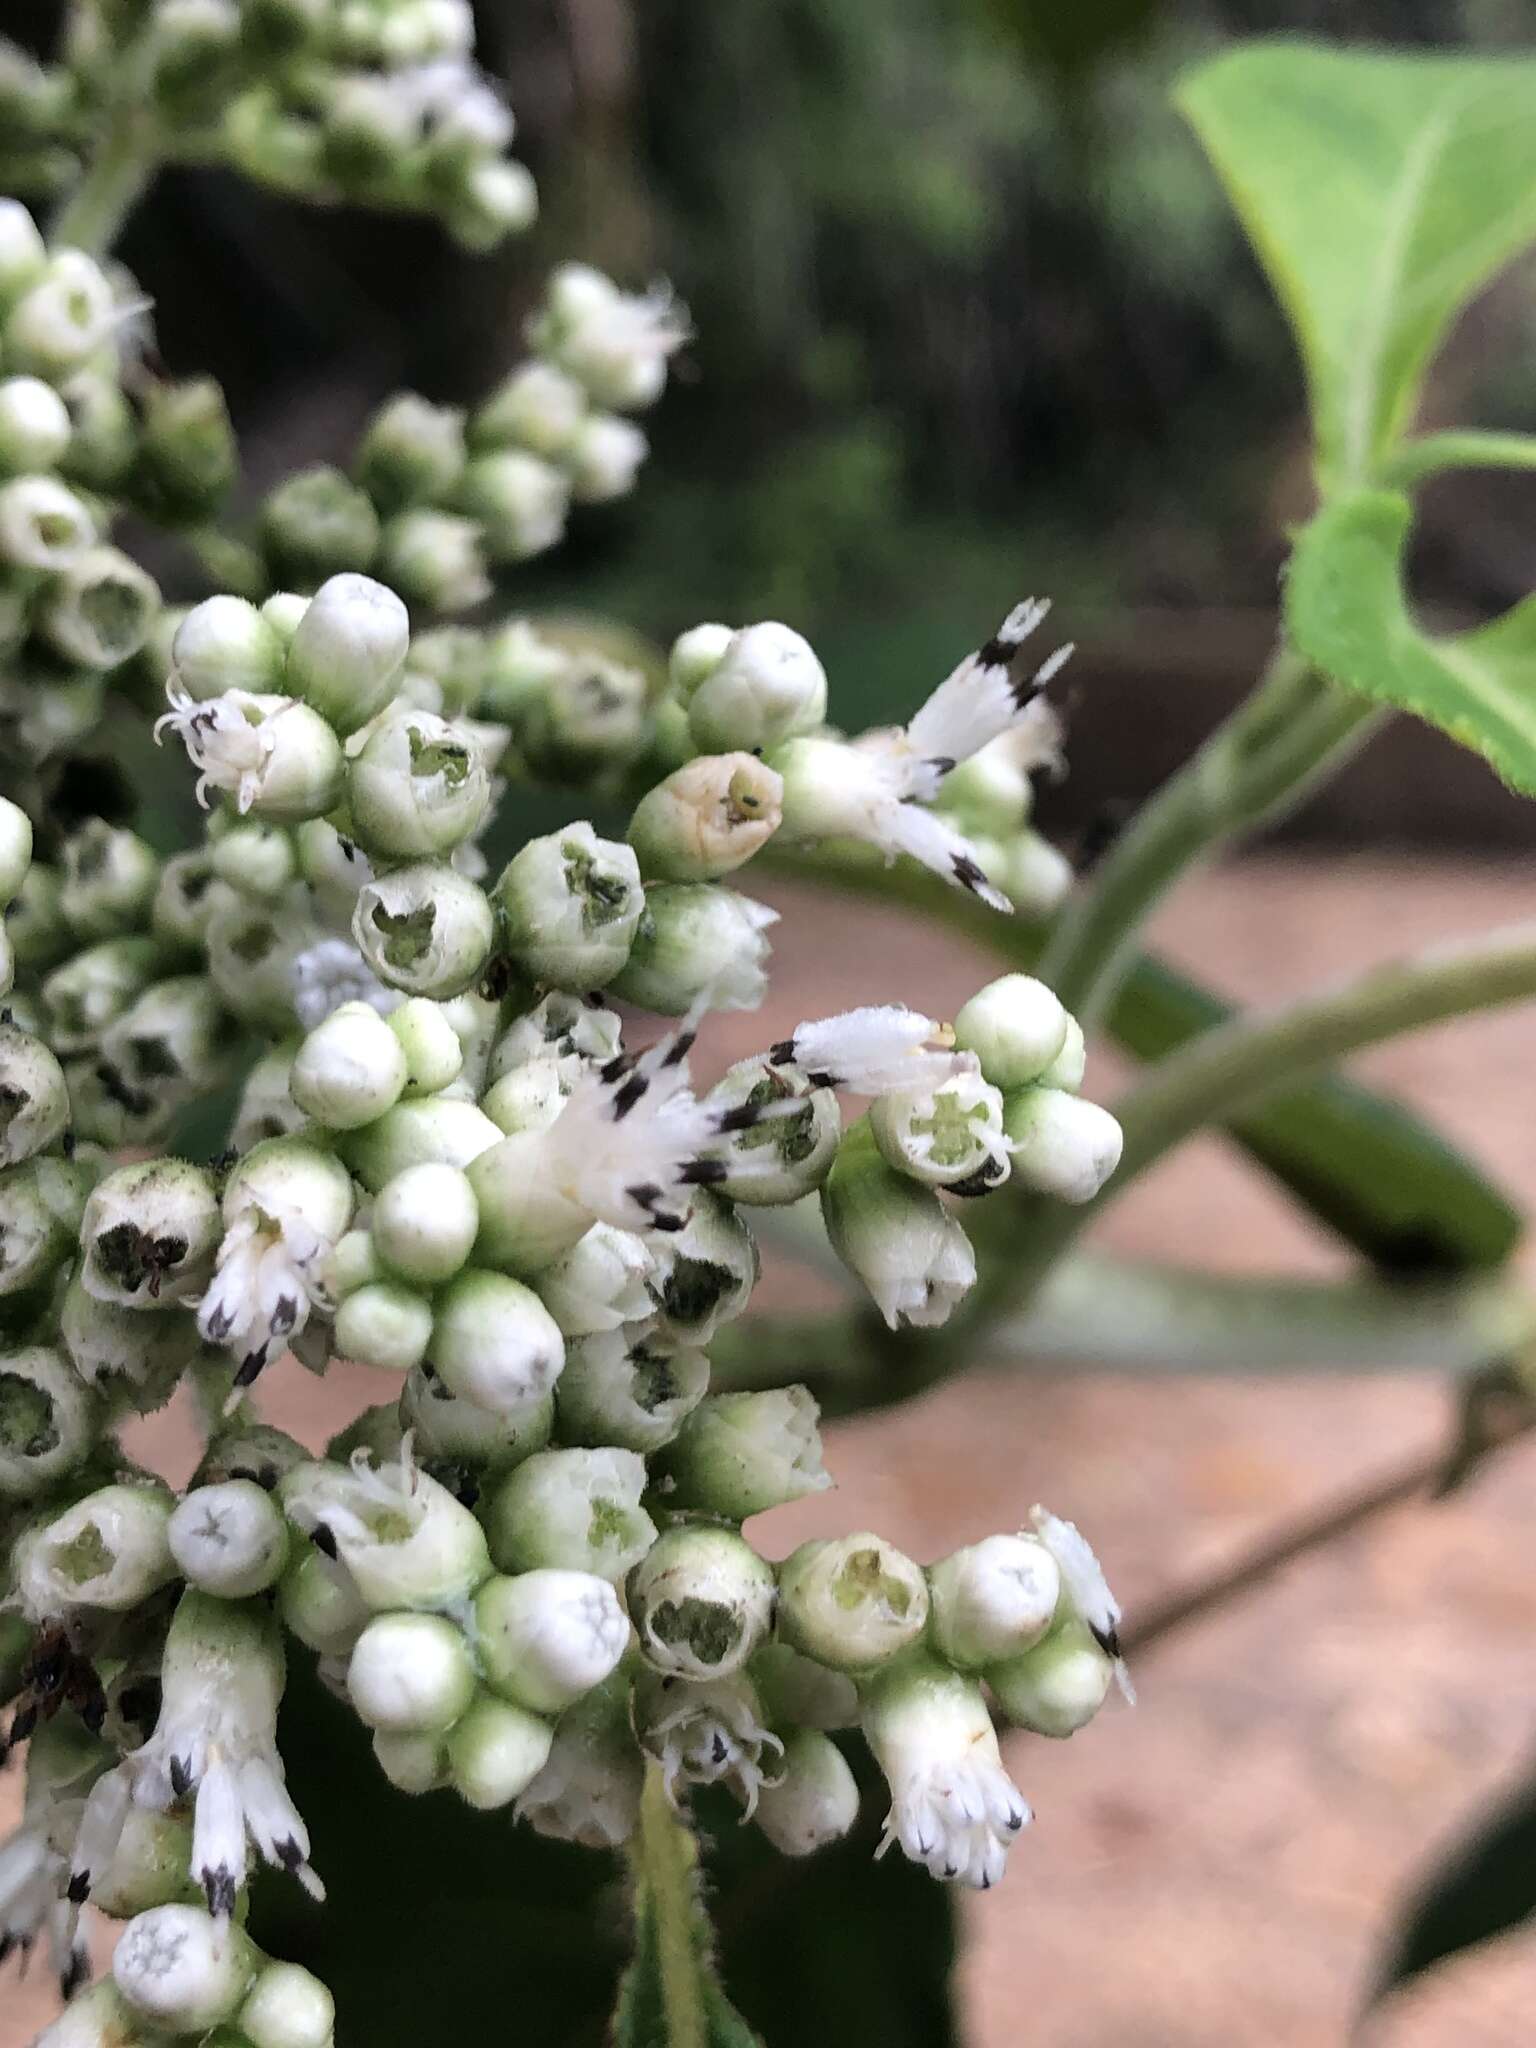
[8,2,1536,2043]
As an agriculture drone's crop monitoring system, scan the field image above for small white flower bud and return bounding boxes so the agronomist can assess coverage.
[353,859,495,1000]
[290,1000,409,1129]
[0,198,46,305]
[655,1386,830,1520]
[18,1482,177,1619]
[458,449,569,563]
[869,1069,1010,1193]
[373,1160,479,1284]
[537,1225,654,1338]
[239,1961,336,2048]
[324,1226,384,1301]
[282,1447,490,1610]
[932,731,1036,835]
[493,822,643,992]
[386,995,465,1095]
[1003,1087,1123,1203]
[372,1726,451,1795]
[284,571,409,734]
[486,1445,655,1581]
[821,1119,976,1329]
[0,374,70,471]
[753,1729,860,1857]
[628,754,783,883]
[6,251,117,378]
[568,411,646,501]
[429,1267,564,1411]
[929,1533,1061,1670]
[681,622,827,755]
[447,157,539,249]
[31,1982,142,2048]
[952,974,1069,1090]
[209,819,298,901]
[515,1671,643,1846]
[278,1546,370,1657]
[0,1343,97,1498]
[777,1532,929,1673]
[339,1092,501,1191]
[80,1157,221,1307]
[612,883,777,1015]
[113,1905,257,2034]
[515,648,650,781]
[378,508,491,613]
[402,1360,553,1469]
[347,1610,476,1732]
[630,1525,775,1681]
[0,473,96,570]
[464,1130,591,1275]
[39,546,159,670]
[0,791,31,906]
[135,374,237,521]
[647,1191,758,1344]
[474,1567,628,1714]
[447,1691,553,1808]
[334,1278,434,1373]
[1005,831,1074,920]
[262,464,379,584]
[1038,1012,1086,1092]
[171,595,287,701]
[473,361,587,459]
[668,621,735,695]
[0,1019,68,1164]
[555,1327,709,1454]
[167,1480,289,1599]
[357,394,466,511]
[750,1643,859,1730]
[987,1618,1115,1737]
[58,822,158,940]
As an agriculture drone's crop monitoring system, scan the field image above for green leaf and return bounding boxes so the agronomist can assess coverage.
[1111,955,1521,1276]
[1287,486,1536,796]
[1369,1763,1536,2010]
[1179,41,1536,488]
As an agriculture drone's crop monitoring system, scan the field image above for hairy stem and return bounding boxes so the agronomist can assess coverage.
[627,1765,707,2048]
[1037,649,1382,1029]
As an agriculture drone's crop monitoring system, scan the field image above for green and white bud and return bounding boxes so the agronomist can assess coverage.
[60,1267,202,1413]
[0,1343,97,1498]
[386,995,465,1095]
[378,508,490,614]
[647,1190,757,1345]
[151,851,236,949]
[335,1278,433,1374]
[446,1691,553,1809]
[5,251,117,378]
[474,1567,628,1714]
[338,1092,501,1191]
[820,1119,975,1329]
[567,412,647,502]
[352,860,495,999]
[987,1618,1114,1737]
[101,976,234,1100]
[0,1152,90,1296]
[58,823,158,940]
[929,1533,1061,1670]
[708,1057,840,1206]
[655,1385,830,1520]
[209,818,298,900]
[486,1445,655,1581]
[1037,1012,1086,1093]
[680,622,826,755]
[0,791,31,906]
[627,754,783,884]
[473,362,587,458]
[231,1043,307,1152]
[777,1532,928,1673]
[446,158,541,250]
[168,1480,290,1598]
[752,1728,859,1858]
[157,690,345,823]
[0,1018,68,1164]
[533,266,687,411]
[278,1546,370,1658]
[630,1524,775,1681]
[750,1643,859,1731]
[284,571,409,734]
[290,1000,409,1129]
[458,449,569,562]
[464,1131,590,1275]
[668,621,734,696]
[1005,831,1074,920]
[88,1805,198,1920]
[0,472,96,569]
[113,1905,257,2034]
[480,1055,569,1137]
[1002,1087,1122,1203]
[80,1157,221,1308]
[493,821,643,991]
[0,374,70,471]
[357,394,466,512]
[870,1068,1010,1193]
[429,1267,564,1412]
[401,1361,553,1471]
[239,1962,336,2048]
[347,1610,476,1732]
[18,1482,177,1619]
[7,863,71,974]
[31,1983,144,2048]
[951,974,1069,1091]
[373,1160,479,1284]
[171,596,286,701]
[372,1726,450,1795]
[134,375,237,521]
[0,198,47,306]
[611,883,776,1015]
[262,465,380,584]
[282,1447,490,1610]
[555,1327,709,1455]
[537,1223,654,1337]
[59,368,137,490]
[513,650,650,782]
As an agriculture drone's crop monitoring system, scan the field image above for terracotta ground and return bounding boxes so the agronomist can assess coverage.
[7,854,1536,2046]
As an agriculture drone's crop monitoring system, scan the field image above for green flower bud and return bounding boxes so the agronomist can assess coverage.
[554,1327,709,1454]
[485,1444,655,1581]
[0,791,31,907]
[17,1480,176,1618]
[290,1000,409,1129]
[32,1982,144,2048]
[429,1267,564,1412]
[57,822,158,940]
[445,158,539,250]
[231,1042,308,1152]
[238,1962,336,2048]
[278,1545,369,1657]
[630,1524,775,1681]
[80,1157,221,1308]
[987,1617,1114,1737]
[337,1092,500,1191]
[401,1360,553,1472]
[820,1118,976,1330]
[463,1130,590,1275]
[135,376,238,521]
[952,974,1069,1090]
[0,1343,97,1498]
[493,821,643,991]
[352,860,495,999]
[514,650,649,782]
[749,1643,859,1731]
[1005,830,1074,920]
[372,1726,450,1796]
[171,595,287,701]
[264,464,380,583]
[753,1728,859,1857]
[348,1610,476,1732]
[168,1479,290,1598]
[472,362,587,458]
[929,1533,1061,1670]
[87,1806,198,1920]
[611,883,776,1015]
[208,818,298,902]
[458,448,568,563]
[284,571,409,734]
[373,1160,478,1284]
[378,508,490,614]
[473,1566,628,1714]
[477,617,570,722]
[0,374,70,471]
[668,622,734,695]
[0,1018,68,1164]
[357,393,467,512]
[446,1690,553,1809]
[869,1068,1010,1193]
[480,1057,567,1137]
[58,368,137,490]
[5,251,117,378]
[348,708,490,859]
[60,1265,201,1415]
[113,1906,257,2035]
[777,1532,929,1673]
[656,1386,829,1521]
[932,734,1034,837]
[0,198,46,307]
[1002,1086,1122,1203]
[627,754,783,883]
[205,898,314,1034]
[567,412,647,503]
[386,994,464,1095]
[323,1224,384,1303]
[0,472,96,570]
[1038,1012,1086,1092]
[680,622,827,755]
[708,1056,840,1206]
[0,1153,90,1297]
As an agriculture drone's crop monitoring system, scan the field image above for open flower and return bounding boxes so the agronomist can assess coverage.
[1032,1505,1134,1700]
[633,1671,785,1819]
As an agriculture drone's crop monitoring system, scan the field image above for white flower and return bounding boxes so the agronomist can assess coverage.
[535,265,690,412]
[763,1005,966,1095]
[290,937,398,1030]
[635,1673,785,1819]
[863,1655,1029,1890]
[282,1439,489,1611]
[514,1679,643,1849]
[155,687,276,812]
[197,1142,354,1388]
[1031,1505,1134,1700]
[0,1738,95,1997]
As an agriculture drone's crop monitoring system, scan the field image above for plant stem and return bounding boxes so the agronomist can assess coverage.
[628,1765,707,2048]
[1380,429,1536,487]
[1037,648,1382,1029]
[51,101,160,256]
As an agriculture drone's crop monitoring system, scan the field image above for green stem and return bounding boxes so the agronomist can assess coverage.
[1380,429,1536,487]
[50,101,161,256]
[628,1765,708,2048]
[1036,649,1382,1029]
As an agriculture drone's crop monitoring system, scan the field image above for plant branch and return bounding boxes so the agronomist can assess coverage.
[1380,429,1536,487]
[50,96,160,256]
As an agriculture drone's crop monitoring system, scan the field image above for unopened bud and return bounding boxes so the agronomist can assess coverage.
[263,464,380,583]
[820,1119,975,1330]
[1002,1087,1122,1203]
[172,595,287,700]
[284,571,409,734]
[929,1533,1061,1669]
[679,621,826,755]
[352,860,495,999]
[337,1092,501,1192]
[401,1361,552,1470]
[472,362,586,459]
[58,822,158,939]
[611,883,776,1015]
[290,1000,409,1129]
[357,393,466,511]
[628,754,783,883]
[777,1532,928,1672]
[568,412,647,502]
[378,508,490,613]
[753,1728,860,1857]
[428,1267,564,1411]
[348,1610,476,1732]
[238,1961,336,2048]
[987,1618,1114,1737]
[458,448,569,562]
[952,974,1069,1090]
[387,995,465,1095]
[169,1480,290,1598]
[474,1567,628,1714]
[446,1690,553,1808]
[0,374,70,471]
[0,1018,68,1164]
[113,1905,256,2034]
[486,1444,655,1581]
[493,821,643,992]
